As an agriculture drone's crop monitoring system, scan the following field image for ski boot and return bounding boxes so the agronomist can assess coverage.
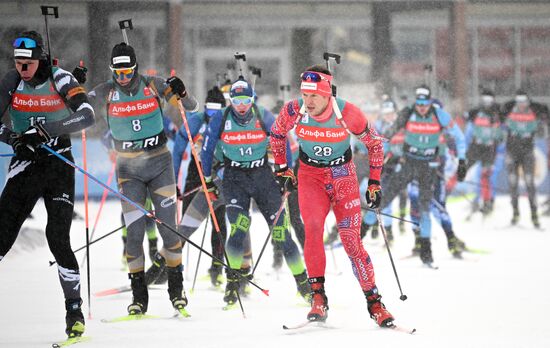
[384,225,394,244]
[145,252,166,285]
[223,269,240,306]
[371,223,379,239]
[360,222,370,239]
[307,277,328,322]
[398,220,406,235]
[294,271,311,302]
[447,235,465,258]
[532,211,540,229]
[419,237,434,266]
[65,298,85,338]
[154,268,168,284]
[411,228,421,255]
[365,289,394,327]
[208,262,223,287]
[481,199,494,215]
[128,271,148,315]
[167,266,189,316]
[238,267,252,297]
[272,248,284,270]
[511,209,519,225]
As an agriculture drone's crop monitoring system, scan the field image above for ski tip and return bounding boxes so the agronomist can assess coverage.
[262,289,270,296]
[282,324,290,330]
[411,328,417,334]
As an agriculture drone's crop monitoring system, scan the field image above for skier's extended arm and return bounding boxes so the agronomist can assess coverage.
[148,76,199,113]
[173,112,205,179]
[0,70,22,144]
[38,68,95,136]
[382,106,410,140]
[270,100,302,168]
[435,108,466,160]
[341,102,384,182]
[200,109,224,177]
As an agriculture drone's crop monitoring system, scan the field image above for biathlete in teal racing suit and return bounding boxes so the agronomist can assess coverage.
[380,85,467,266]
[201,78,309,307]
[88,42,198,316]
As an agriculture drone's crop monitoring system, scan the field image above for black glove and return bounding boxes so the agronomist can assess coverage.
[9,136,36,161]
[274,165,297,193]
[21,124,51,147]
[72,65,87,84]
[166,76,187,98]
[365,179,382,209]
[457,159,467,182]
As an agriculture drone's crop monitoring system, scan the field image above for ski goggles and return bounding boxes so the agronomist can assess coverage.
[230,96,254,106]
[300,71,332,97]
[300,71,332,83]
[110,65,136,79]
[415,98,432,106]
[13,37,38,49]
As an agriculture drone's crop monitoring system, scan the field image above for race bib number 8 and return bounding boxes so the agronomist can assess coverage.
[132,119,142,132]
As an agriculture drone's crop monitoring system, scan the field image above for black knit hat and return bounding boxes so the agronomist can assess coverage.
[110,42,137,69]
[13,30,47,60]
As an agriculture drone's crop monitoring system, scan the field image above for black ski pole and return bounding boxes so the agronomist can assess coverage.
[362,206,419,226]
[251,190,291,276]
[191,218,209,294]
[40,6,58,66]
[40,144,268,296]
[49,225,125,266]
[375,209,407,301]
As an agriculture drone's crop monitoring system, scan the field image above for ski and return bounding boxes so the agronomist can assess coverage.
[386,323,416,335]
[282,320,331,330]
[422,262,439,270]
[464,247,490,255]
[101,309,191,323]
[174,307,191,318]
[52,336,91,347]
[94,285,164,297]
[222,303,239,311]
[101,314,161,323]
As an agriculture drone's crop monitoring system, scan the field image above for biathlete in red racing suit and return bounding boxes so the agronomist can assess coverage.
[270,65,394,327]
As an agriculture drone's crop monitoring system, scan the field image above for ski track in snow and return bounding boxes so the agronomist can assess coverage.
[1,196,550,348]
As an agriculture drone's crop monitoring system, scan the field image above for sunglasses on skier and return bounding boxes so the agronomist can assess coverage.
[110,65,136,79]
[300,71,330,83]
[230,96,254,106]
[13,37,38,49]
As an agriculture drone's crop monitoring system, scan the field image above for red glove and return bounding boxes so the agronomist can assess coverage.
[274,165,297,193]
[365,179,382,209]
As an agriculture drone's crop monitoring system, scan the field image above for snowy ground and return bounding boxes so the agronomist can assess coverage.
[1,195,550,348]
